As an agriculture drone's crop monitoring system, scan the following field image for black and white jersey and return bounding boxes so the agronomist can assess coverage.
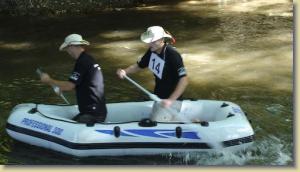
[69,52,107,115]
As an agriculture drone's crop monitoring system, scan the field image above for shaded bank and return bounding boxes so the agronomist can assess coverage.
[0,0,179,16]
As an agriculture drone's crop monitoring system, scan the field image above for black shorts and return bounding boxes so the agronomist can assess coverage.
[73,113,106,124]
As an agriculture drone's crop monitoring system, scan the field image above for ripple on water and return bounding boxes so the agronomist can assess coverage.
[265,104,285,115]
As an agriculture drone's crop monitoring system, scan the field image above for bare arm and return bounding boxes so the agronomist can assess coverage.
[161,76,188,108]
[168,76,189,100]
[48,79,75,91]
[116,64,142,79]
[40,73,75,91]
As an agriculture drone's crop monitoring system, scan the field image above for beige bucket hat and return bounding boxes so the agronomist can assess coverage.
[140,26,172,43]
[59,34,90,51]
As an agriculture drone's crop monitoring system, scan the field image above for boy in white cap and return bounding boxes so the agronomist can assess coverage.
[40,34,107,124]
[116,26,188,121]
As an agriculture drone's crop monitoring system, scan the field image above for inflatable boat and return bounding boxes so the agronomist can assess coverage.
[6,100,254,157]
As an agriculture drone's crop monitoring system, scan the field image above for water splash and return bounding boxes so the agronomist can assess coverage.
[167,135,292,165]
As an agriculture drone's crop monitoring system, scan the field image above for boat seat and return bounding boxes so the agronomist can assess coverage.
[36,105,78,123]
[40,113,77,123]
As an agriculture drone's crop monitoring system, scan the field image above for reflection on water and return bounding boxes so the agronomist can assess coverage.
[0,0,293,165]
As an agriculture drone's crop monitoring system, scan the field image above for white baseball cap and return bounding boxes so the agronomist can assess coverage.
[140,26,172,43]
[59,34,90,51]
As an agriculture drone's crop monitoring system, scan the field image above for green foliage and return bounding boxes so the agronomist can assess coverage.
[0,130,13,152]
[0,0,158,16]
[0,130,13,164]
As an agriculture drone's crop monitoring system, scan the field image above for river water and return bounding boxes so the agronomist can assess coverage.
[0,0,293,165]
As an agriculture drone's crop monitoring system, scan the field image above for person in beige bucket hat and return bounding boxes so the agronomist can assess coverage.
[140,26,172,44]
[40,33,107,124]
[116,26,188,122]
[59,34,90,51]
